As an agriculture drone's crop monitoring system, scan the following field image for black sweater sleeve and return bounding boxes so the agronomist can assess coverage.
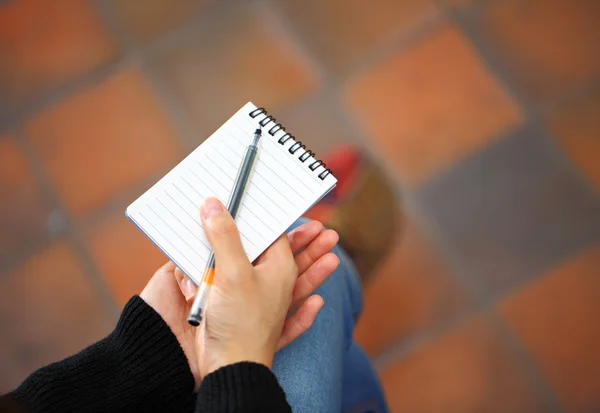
[4,296,196,412]
[197,362,292,412]
[2,296,291,413]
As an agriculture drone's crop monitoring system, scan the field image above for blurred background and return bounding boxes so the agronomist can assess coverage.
[1,0,599,411]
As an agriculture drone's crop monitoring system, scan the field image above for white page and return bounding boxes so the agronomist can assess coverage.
[126,102,337,284]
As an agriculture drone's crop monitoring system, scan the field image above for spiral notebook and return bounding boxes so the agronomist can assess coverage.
[126,102,337,284]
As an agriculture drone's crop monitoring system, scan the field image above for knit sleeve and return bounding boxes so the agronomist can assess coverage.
[196,362,291,413]
[4,296,196,413]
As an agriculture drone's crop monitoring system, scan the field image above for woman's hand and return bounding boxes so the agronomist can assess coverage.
[140,197,339,388]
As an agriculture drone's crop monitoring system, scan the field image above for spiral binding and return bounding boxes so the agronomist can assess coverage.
[249,107,332,180]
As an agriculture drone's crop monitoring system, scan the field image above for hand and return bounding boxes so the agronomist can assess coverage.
[140,198,339,388]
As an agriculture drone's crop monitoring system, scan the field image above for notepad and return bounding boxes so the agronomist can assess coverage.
[126,102,337,284]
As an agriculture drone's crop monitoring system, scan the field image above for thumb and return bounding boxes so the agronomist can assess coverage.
[201,197,250,275]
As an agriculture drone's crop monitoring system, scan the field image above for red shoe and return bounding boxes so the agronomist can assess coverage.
[306,146,403,284]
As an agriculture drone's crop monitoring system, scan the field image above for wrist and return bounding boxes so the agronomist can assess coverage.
[204,348,274,375]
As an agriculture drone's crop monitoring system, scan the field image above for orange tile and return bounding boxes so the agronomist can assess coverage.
[546,89,600,196]
[379,316,547,413]
[0,242,113,392]
[152,2,319,139]
[0,0,117,111]
[86,211,167,306]
[500,246,600,413]
[114,0,214,43]
[0,135,50,261]
[478,0,600,103]
[355,218,469,356]
[346,24,521,185]
[25,69,181,217]
[273,0,438,73]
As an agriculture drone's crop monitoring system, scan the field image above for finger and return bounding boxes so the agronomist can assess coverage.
[287,221,323,253]
[295,229,339,274]
[200,197,250,274]
[159,261,176,273]
[276,295,324,351]
[290,253,339,313]
[141,262,186,305]
[255,232,293,266]
[174,266,198,302]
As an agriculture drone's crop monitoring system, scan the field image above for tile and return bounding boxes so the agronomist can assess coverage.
[0,242,113,393]
[86,211,167,306]
[477,0,600,104]
[274,96,359,156]
[272,0,438,73]
[545,88,600,195]
[152,2,319,140]
[415,125,600,299]
[500,246,600,413]
[114,0,214,43]
[346,25,521,185]
[379,316,547,413]
[354,217,470,356]
[25,69,181,217]
[0,0,117,115]
[0,135,50,262]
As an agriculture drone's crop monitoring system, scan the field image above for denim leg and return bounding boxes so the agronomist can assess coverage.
[273,219,387,413]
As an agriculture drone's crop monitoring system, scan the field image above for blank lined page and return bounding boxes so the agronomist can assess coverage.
[126,102,337,284]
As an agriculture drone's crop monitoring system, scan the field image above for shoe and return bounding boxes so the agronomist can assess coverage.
[306,146,402,284]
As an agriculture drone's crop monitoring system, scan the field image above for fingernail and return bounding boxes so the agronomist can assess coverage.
[182,278,198,301]
[287,227,301,243]
[201,197,224,220]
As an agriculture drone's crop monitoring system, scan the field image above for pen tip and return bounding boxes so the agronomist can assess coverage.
[188,309,203,326]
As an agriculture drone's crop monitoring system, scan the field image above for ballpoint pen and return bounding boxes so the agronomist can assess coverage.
[187,127,262,326]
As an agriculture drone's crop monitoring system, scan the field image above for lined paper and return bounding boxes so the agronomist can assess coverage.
[126,102,337,284]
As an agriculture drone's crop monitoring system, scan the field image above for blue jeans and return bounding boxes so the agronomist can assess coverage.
[273,219,389,413]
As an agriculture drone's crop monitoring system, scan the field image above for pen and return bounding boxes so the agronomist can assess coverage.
[187,127,262,326]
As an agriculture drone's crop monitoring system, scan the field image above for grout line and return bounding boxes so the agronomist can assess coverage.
[98,0,244,153]
[11,128,120,321]
[92,0,137,54]
[141,64,201,153]
[441,5,590,412]
[0,56,134,133]
[487,311,567,413]
[75,166,175,231]
[92,0,199,153]
[0,0,245,278]
[372,308,477,370]
[260,0,332,85]
[371,301,562,413]
[339,12,444,90]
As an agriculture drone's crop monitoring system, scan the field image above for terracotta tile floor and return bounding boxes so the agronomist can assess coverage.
[1,0,600,411]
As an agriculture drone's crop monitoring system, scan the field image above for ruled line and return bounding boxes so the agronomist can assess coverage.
[155,196,212,252]
[233,115,329,188]
[178,173,269,244]
[137,210,196,274]
[174,176,258,248]
[142,207,203,274]
[190,163,284,226]
[147,203,206,264]
[201,155,291,216]
[224,126,314,196]
[209,141,300,210]
[236,114,331,187]
[167,185,263,247]
[221,127,315,197]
